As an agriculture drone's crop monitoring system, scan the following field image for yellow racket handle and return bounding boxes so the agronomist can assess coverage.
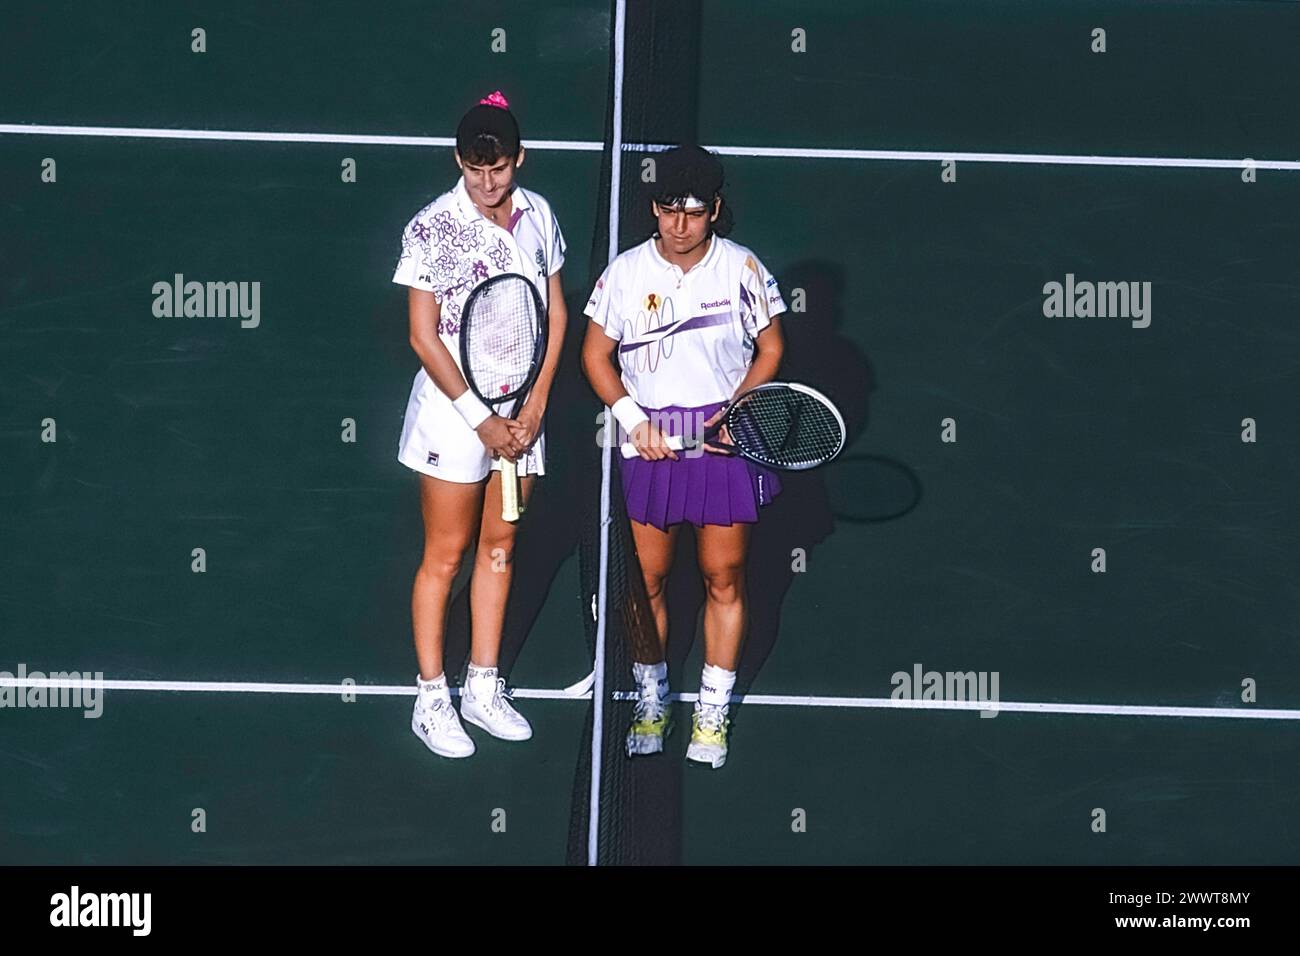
[500,458,522,522]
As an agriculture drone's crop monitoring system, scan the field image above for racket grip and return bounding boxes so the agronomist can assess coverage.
[500,459,522,522]
[619,435,686,458]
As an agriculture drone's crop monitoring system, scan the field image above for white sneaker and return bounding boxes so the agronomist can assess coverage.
[626,691,673,756]
[685,702,730,769]
[460,675,533,741]
[412,694,475,758]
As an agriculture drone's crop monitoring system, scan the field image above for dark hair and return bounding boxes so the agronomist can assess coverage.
[455,104,521,165]
[647,144,734,236]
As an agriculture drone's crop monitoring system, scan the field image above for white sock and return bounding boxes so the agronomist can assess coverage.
[417,672,450,704]
[466,663,498,698]
[698,663,735,709]
[632,661,669,701]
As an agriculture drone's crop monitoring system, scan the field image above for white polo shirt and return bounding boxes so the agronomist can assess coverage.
[584,234,786,409]
[392,177,566,384]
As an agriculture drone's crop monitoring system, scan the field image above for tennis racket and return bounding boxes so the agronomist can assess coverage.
[459,272,548,521]
[620,381,846,470]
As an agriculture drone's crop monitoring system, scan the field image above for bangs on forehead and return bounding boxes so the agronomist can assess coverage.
[460,135,514,167]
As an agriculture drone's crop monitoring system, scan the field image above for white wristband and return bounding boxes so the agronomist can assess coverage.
[453,389,493,430]
[611,396,650,437]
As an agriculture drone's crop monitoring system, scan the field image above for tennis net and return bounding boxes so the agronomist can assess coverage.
[565,0,701,865]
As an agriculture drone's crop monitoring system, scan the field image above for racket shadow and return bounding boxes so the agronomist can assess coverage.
[826,453,923,524]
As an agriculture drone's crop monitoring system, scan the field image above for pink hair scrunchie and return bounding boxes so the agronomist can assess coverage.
[479,90,510,110]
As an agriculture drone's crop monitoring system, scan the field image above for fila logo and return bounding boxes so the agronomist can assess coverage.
[427,451,440,465]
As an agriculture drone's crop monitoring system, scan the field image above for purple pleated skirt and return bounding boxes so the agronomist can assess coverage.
[620,402,782,531]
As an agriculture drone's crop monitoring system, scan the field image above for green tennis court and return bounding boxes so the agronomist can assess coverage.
[2,0,1298,865]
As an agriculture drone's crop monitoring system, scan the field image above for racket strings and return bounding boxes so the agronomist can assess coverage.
[463,278,543,401]
[730,390,842,467]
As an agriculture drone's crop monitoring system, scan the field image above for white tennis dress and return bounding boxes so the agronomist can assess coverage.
[392,178,566,482]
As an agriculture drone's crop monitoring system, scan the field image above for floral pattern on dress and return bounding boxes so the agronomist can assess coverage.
[438,258,490,303]
[431,210,459,243]
[449,220,485,254]
[487,237,512,271]
[397,195,533,339]
[409,219,432,244]
[439,297,463,336]
[395,217,437,284]
[432,248,458,281]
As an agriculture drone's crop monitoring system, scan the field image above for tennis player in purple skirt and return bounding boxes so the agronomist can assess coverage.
[581,145,787,769]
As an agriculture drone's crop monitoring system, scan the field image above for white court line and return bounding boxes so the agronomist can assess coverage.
[1,677,1296,720]
[2,123,1297,170]
[616,691,1300,721]
[0,123,602,151]
[0,677,578,700]
[626,141,1300,171]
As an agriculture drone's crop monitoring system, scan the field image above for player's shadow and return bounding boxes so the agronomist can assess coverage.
[441,289,597,683]
[661,260,881,736]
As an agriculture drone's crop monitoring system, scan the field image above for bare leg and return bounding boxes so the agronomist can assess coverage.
[468,471,537,667]
[695,523,751,670]
[412,474,485,681]
[628,519,680,662]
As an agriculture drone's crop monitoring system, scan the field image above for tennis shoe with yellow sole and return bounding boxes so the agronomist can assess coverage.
[412,695,476,759]
[626,694,673,756]
[685,702,729,769]
[460,676,533,741]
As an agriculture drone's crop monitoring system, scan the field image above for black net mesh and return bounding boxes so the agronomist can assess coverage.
[566,458,683,865]
[565,0,700,866]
